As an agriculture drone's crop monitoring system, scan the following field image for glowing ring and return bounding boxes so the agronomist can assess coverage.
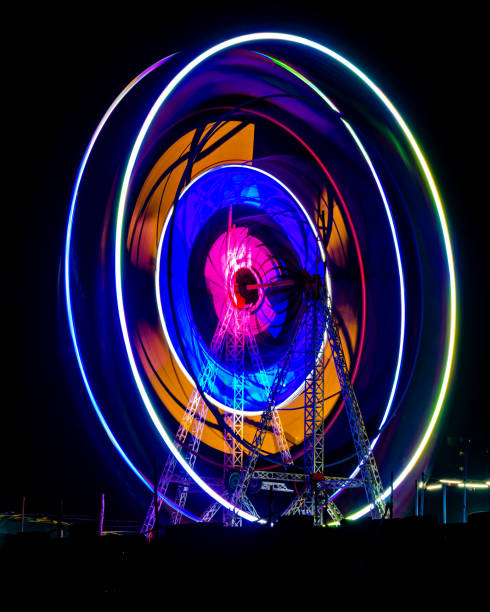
[66,33,456,524]
[115,33,456,522]
[155,163,328,417]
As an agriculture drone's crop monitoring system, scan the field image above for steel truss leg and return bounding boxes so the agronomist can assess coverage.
[229,317,305,516]
[321,288,386,519]
[325,500,344,523]
[171,397,209,524]
[200,501,222,522]
[223,308,246,527]
[246,322,292,464]
[283,286,384,523]
[282,488,344,524]
[140,303,233,534]
[303,289,326,526]
[140,452,178,536]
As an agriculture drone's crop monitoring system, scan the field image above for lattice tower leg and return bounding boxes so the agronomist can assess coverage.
[200,501,222,522]
[303,289,326,526]
[282,490,308,517]
[171,398,210,524]
[321,288,386,519]
[325,500,344,523]
[140,451,178,535]
[140,303,232,533]
[229,316,305,515]
[223,308,246,527]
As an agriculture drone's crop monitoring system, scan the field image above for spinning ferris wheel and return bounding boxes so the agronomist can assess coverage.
[65,33,456,530]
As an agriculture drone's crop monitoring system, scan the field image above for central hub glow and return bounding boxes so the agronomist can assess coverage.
[232,267,261,310]
[205,227,274,336]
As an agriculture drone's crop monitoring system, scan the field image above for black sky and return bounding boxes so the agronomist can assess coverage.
[4,3,489,522]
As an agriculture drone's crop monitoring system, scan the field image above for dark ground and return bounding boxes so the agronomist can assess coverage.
[1,515,489,598]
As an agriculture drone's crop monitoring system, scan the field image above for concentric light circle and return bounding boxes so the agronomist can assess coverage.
[65,33,456,523]
[155,164,327,416]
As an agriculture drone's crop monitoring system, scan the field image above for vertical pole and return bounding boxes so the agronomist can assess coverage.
[99,493,105,536]
[21,496,25,533]
[415,480,419,517]
[57,499,64,539]
[442,484,447,524]
[462,451,468,523]
[313,487,318,526]
[269,486,273,526]
[420,472,425,517]
[303,288,325,526]
[153,458,160,539]
[390,471,394,519]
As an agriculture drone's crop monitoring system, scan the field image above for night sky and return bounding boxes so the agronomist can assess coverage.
[5,3,489,525]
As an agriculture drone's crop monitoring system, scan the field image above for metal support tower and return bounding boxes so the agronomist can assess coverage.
[301,285,327,525]
[228,316,304,518]
[284,284,385,521]
[223,307,246,527]
[142,271,384,529]
[283,487,344,524]
[200,501,222,522]
[140,303,232,535]
[206,306,291,525]
[223,308,246,472]
[321,287,386,519]
[280,284,343,525]
[303,286,325,477]
[170,395,209,525]
[143,214,297,528]
[229,275,384,525]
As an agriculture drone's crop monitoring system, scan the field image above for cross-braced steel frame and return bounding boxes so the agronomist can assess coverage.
[141,297,291,533]
[142,247,385,532]
[230,281,385,525]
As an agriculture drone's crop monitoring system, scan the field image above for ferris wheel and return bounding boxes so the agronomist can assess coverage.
[65,34,456,530]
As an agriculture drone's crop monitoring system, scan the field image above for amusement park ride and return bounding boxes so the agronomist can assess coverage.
[141,206,386,532]
[65,34,456,539]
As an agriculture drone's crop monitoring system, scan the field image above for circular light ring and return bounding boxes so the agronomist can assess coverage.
[155,163,327,417]
[66,34,455,524]
[115,34,456,522]
[128,102,370,462]
[148,111,400,473]
[119,89,374,458]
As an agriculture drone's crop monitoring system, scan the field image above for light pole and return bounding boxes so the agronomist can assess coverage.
[442,484,447,524]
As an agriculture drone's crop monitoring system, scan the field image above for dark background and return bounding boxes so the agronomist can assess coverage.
[4,3,488,524]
